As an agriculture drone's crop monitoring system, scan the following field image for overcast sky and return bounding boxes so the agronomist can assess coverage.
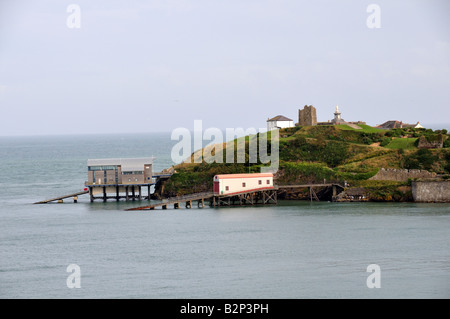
[0,0,449,136]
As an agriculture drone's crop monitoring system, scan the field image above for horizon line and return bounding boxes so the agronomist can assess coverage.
[1,122,449,138]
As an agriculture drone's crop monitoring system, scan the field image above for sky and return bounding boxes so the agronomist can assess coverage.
[0,0,449,136]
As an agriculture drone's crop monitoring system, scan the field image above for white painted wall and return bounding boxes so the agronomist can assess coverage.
[267,120,294,131]
[214,174,273,195]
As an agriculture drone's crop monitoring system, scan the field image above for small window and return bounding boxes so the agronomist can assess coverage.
[258,180,262,185]
[242,182,246,187]
[266,180,270,184]
[225,186,229,191]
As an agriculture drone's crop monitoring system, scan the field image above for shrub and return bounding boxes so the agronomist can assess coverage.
[280,162,336,184]
[402,148,439,170]
[323,141,350,167]
[337,169,379,180]
[380,137,392,147]
[445,162,450,174]
[280,138,350,167]
[361,136,373,145]
[385,129,402,138]
[444,137,450,148]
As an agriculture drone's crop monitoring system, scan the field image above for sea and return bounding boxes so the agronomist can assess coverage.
[0,132,449,299]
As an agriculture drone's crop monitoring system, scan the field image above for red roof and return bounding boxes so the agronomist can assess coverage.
[215,173,273,179]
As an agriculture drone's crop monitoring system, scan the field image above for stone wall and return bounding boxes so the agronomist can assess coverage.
[412,181,450,202]
[369,168,437,182]
[417,135,445,149]
[298,105,317,126]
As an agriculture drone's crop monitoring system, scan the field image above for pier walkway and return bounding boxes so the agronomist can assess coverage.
[34,171,172,204]
[277,183,344,189]
[34,182,344,205]
[126,192,214,210]
[277,183,345,201]
[126,188,279,211]
[34,190,89,204]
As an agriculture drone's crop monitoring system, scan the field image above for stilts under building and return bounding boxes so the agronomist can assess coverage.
[85,157,156,202]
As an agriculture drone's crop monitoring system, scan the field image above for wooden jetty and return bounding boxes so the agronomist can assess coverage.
[211,188,278,207]
[34,181,344,206]
[126,192,214,211]
[34,171,172,204]
[34,190,89,204]
[277,183,345,201]
[126,188,278,211]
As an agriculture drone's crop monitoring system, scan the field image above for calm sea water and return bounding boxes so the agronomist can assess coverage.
[0,133,449,299]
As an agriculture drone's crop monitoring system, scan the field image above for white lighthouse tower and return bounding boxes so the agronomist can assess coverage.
[332,105,345,124]
[334,105,341,121]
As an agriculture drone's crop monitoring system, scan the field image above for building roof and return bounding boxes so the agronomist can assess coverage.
[267,115,293,122]
[214,173,273,179]
[376,120,423,129]
[87,157,153,171]
[376,120,403,129]
[402,121,422,128]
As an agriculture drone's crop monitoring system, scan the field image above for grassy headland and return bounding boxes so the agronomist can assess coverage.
[160,125,450,201]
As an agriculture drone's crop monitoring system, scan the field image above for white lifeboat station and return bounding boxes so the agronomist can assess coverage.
[213,173,274,196]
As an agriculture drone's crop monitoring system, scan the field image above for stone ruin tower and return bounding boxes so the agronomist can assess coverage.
[298,105,317,126]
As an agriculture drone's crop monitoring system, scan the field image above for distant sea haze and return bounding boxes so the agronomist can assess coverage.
[0,121,448,138]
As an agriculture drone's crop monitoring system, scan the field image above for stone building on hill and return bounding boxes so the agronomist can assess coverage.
[294,104,365,127]
[376,120,424,129]
[297,105,317,126]
[267,115,294,131]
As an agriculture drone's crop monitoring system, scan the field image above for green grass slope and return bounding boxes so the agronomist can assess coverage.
[161,125,450,197]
